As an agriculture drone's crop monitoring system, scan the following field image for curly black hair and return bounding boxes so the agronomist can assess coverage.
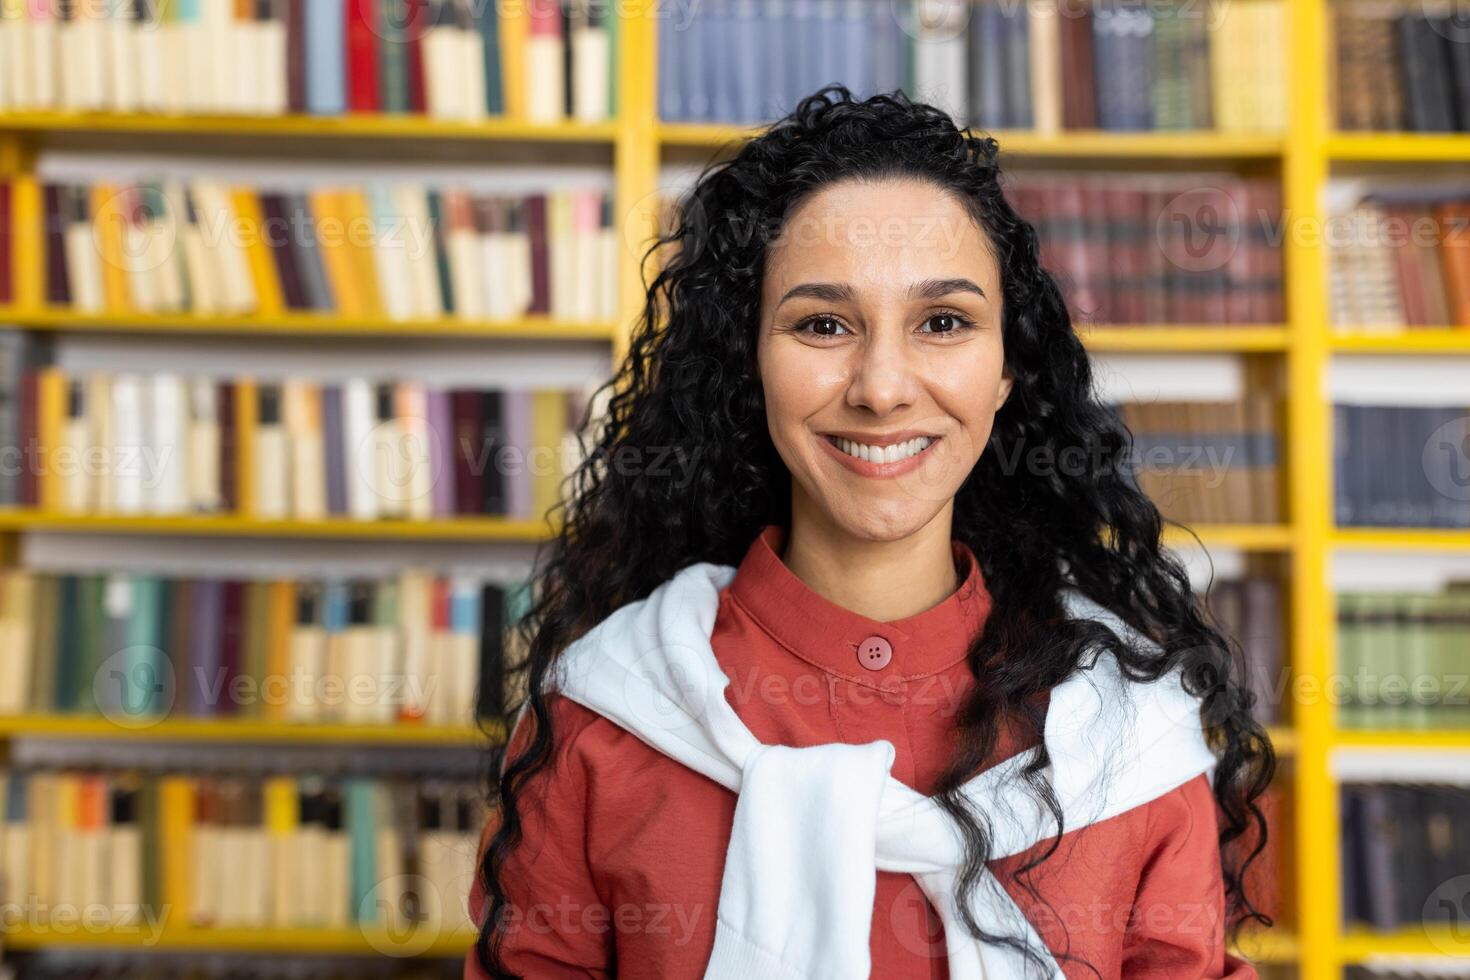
[474,84,1276,978]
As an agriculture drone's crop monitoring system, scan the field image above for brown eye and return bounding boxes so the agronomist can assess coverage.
[919,313,972,334]
[800,316,849,336]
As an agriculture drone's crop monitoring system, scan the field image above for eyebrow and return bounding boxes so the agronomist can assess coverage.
[775,277,987,308]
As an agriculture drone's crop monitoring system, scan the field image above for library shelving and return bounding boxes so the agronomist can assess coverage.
[0,715,491,746]
[2,0,1469,974]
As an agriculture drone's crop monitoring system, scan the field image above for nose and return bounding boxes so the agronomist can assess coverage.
[845,323,918,417]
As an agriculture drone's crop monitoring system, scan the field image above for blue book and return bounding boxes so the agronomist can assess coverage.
[124,576,164,718]
[450,577,481,635]
[682,0,709,120]
[190,580,224,717]
[706,0,734,122]
[346,779,379,923]
[324,582,350,634]
[305,0,347,116]
[763,0,790,121]
[731,0,762,122]
[478,0,503,113]
[870,0,901,98]
[837,0,869,101]
[657,9,682,119]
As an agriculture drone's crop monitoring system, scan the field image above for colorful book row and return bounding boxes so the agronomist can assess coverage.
[0,0,613,123]
[0,568,530,726]
[0,768,483,934]
[0,180,620,322]
[660,0,1285,133]
[1335,4,1470,135]
[0,340,599,521]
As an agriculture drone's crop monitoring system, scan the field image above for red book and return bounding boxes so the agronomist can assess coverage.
[218,381,237,512]
[450,389,484,516]
[219,581,245,716]
[524,194,549,315]
[406,12,427,112]
[346,0,381,111]
[286,0,307,113]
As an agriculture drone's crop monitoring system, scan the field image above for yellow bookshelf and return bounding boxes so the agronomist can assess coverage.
[0,924,479,956]
[0,714,496,745]
[0,307,618,341]
[0,512,553,541]
[4,0,1470,970]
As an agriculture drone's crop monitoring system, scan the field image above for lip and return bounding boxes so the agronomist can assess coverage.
[821,429,938,448]
[818,432,941,479]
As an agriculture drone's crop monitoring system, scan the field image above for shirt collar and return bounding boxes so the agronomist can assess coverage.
[727,524,993,684]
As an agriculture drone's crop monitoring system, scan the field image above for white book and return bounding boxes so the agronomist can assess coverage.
[198,0,232,112]
[64,203,105,313]
[0,6,11,109]
[158,6,188,113]
[133,0,164,110]
[1,0,28,110]
[75,0,109,109]
[169,182,220,314]
[398,384,432,520]
[342,379,378,521]
[570,16,607,123]
[233,8,260,114]
[287,620,325,722]
[106,822,142,920]
[524,33,563,123]
[59,381,91,513]
[253,385,290,520]
[509,218,532,316]
[447,576,479,726]
[480,217,512,320]
[56,0,84,109]
[397,570,431,720]
[191,181,257,314]
[104,0,138,111]
[187,378,221,512]
[285,381,326,520]
[149,373,189,515]
[369,193,415,322]
[1,823,31,910]
[912,0,967,123]
[110,374,145,513]
[446,211,483,319]
[394,187,442,319]
[422,25,462,120]
[28,1,57,109]
[260,2,287,113]
[461,21,487,119]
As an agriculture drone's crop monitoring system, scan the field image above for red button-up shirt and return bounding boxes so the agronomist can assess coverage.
[466,525,1257,979]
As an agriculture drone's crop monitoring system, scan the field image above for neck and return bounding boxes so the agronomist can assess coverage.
[781,503,960,622]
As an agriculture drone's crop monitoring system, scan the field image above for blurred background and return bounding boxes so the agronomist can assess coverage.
[0,0,1469,977]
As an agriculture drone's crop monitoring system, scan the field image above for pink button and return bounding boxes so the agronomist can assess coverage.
[857,635,893,671]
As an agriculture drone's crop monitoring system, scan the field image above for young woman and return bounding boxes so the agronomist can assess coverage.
[467,86,1276,979]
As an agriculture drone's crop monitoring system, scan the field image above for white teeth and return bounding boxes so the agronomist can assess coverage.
[832,436,933,464]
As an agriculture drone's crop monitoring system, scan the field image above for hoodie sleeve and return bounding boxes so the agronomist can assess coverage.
[464,695,615,980]
[1120,773,1260,979]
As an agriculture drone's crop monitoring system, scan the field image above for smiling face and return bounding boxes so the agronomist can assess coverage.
[756,177,1013,543]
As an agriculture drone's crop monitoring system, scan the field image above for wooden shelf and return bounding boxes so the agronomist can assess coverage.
[0,112,618,145]
[0,512,553,541]
[1331,329,1470,353]
[1327,131,1470,162]
[0,714,498,745]
[1332,528,1470,552]
[0,307,618,341]
[1080,326,1291,352]
[0,923,478,956]
[660,124,1284,159]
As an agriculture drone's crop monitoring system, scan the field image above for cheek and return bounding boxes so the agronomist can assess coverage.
[760,345,849,432]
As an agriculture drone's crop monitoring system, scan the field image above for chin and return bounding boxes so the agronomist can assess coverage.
[825,497,949,544]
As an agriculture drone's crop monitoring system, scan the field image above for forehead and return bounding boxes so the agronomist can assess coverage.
[762,178,999,296]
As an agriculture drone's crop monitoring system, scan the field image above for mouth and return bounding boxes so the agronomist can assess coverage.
[824,434,936,464]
